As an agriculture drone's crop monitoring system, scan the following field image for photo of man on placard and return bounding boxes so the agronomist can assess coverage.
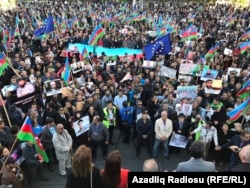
[44,79,62,96]
[73,116,90,137]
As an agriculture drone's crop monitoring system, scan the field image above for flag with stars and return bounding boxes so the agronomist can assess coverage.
[144,34,172,60]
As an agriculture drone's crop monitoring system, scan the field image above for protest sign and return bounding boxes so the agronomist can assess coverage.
[227,67,241,77]
[73,116,90,137]
[44,79,62,97]
[169,133,189,148]
[176,86,197,99]
[143,60,156,68]
[160,66,177,78]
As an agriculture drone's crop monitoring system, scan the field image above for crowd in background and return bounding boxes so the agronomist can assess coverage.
[0,0,250,187]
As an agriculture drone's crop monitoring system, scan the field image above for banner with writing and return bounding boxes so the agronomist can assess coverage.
[176,85,197,99]
[160,66,177,78]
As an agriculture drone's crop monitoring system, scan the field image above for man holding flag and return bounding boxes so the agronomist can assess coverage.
[18,117,49,187]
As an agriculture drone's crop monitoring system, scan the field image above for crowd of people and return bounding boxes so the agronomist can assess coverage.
[0,0,250,187]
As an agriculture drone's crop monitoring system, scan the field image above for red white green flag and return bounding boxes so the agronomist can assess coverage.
[17,117,49,163]
[0,53,9,76]
[88,24,105,46]
[79,47,88,61]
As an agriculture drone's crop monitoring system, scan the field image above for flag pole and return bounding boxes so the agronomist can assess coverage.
[0,137,18,175]
[0,95,12,127]
[3,52,22,78]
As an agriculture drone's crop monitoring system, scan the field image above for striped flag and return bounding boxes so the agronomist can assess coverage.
[0,53,9,76]
[79,47,88,61]
[88,24,105,46]
[239,41,250,54]
[236,79,250,99]
[180,24,198,42]
[204,43,220,59]
[17,117,49,162]
[239,30,250,41]
[62,57,71,85]
[226,98,250,124]
[14,26,20,37]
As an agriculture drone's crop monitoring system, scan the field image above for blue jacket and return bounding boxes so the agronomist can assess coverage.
[120,106,135,126]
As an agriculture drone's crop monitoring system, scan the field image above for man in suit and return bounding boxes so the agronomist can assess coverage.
[55,106,74,137]
[40,117,57,172]
[175,140,216,172]
[52,123,73,177]
[170,113,190,154]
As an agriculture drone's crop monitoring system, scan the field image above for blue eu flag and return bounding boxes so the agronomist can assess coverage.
[144,34,172,60]
[34,14,55,37]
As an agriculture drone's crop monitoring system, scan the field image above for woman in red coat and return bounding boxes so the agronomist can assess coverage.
[101,150,130,188]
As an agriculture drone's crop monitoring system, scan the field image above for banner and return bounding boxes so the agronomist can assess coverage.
[176,86,197,99]
[160,66,177,79]
[178,62,196,75]
[68,43,143,60]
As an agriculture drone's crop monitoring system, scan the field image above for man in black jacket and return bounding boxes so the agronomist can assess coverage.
[136,109,153,158]
[216,129,250,171]
[170,113,190,154]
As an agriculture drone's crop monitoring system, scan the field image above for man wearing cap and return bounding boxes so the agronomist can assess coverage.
[40,117,57,172]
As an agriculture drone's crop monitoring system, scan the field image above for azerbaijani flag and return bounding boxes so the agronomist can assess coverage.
[239,30,250,41]
[79,47,88,61]
[239,41,250,54]
[0,53,9,76]
[88,24,105,46]
[17,117,49,162]
[226,98,250,124]
[62,57,71,85]
[204,43,220,59]
[14,26,20,37]
[236,79,250,99]
[180,24,198,42]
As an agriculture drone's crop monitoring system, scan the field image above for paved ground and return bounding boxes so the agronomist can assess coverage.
[32,127,222,188]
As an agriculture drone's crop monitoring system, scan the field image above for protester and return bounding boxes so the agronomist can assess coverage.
[52,123,73,177]
[230,144,250,172]
[88,115,109,162]
[65,145,102,188]
[1,157,25,188]
[22,141,49,187]
[152,111,173,159]
[175,140,217,172]
[135,109,153,158]
[142,158,159,172]
[0,1,250,184]
[40,117,57,172]
[101,150,129,188]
